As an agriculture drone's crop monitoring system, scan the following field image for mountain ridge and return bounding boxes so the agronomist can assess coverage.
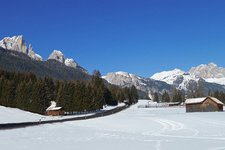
[0,35,82,70]
[104,63,225,99]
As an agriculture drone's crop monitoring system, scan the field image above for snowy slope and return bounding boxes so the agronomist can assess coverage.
[1,100,225,150]
[0,105,43,123]
[0,105,85,123]
[0,104,125,124]
[151,69,185,84]
[205,77,225,85]
[151,69,200,90]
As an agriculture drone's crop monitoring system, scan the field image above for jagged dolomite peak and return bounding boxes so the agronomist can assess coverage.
[48,50,65,63]
[48,50,79,69]
[65,58,78,68]
[27,44,43,61]
[0,35,27,53]
[0,35,43,61]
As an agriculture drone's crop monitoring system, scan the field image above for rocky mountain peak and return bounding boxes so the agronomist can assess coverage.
[48,50,65,63]
[48,50,80,69]
[65,58,78,68]
[189,62,225,79]
[0,35,42,61]
[0,35,27,53]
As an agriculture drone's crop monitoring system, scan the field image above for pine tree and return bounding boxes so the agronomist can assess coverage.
[172,89,183,102]
[162,90,170,102]
[154,92,159,103]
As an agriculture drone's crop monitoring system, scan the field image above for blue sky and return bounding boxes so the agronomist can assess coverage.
[0,0,225,77]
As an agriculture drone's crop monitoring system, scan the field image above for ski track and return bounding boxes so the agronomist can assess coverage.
[142,117,225,142]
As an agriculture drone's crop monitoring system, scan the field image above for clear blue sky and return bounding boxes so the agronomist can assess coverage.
[0,0,225,77]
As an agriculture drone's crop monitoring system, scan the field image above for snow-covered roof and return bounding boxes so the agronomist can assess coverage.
[46,101,63,111]
[209,97,224,105]
[47,107,62,111]
[185,97,223,105]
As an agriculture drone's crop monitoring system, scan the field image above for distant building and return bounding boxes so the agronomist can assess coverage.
[185,97,224,113]
[46,101,64,116]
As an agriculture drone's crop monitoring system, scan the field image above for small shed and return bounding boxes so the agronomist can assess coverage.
[46,101,64,116]
[185,97,224,113]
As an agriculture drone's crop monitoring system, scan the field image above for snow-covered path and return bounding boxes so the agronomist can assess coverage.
[1,100,225,150]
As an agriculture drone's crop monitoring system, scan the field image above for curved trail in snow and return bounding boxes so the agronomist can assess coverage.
[144,117,225,141]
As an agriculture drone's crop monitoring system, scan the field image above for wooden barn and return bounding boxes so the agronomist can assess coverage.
[46,101,64,116]
[185,97,224,113]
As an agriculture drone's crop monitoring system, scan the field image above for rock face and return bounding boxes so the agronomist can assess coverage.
[48,50,65,63]
[48,50,79,69]
[189,63,225,85]
[189,63,225,79]
[27,44,43,61]
[0,35,42,61]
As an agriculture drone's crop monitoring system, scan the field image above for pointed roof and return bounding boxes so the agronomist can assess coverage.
[185,97,224,105]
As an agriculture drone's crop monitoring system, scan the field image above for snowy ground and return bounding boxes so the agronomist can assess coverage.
[1,100,225,150]
[0,103,125,123]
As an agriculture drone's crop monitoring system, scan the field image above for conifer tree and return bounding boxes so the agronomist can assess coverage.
[154,92,159,103]
[162,90,170,102]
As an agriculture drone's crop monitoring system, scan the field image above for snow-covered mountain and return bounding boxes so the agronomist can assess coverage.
[151,69,185,85]
[104,63,225,99]
[0,35,42,61]
[189,63,225,85]
[103,71,174,98]
[151,69,200,90]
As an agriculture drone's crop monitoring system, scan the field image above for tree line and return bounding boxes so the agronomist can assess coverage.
[0,70,138,114]
[153,88,225,103]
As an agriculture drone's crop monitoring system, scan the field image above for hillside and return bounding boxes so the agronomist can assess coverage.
[0,47,90,81]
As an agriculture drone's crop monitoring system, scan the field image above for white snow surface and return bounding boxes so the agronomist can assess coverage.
[151,69,200,90]
[0,103,125,124]
[1,100,225,150]
[205,77,225,85]
[185,97,207,104]
[151,69,185,84]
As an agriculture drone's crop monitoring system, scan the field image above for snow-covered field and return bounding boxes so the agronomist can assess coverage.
[1,100,225,150]
[0,103,125,123]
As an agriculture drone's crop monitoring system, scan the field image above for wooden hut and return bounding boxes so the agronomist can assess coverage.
[46,101,64,116]
[185,97,224,113]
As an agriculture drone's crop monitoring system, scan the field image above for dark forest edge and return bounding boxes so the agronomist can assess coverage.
[0,69,138,115]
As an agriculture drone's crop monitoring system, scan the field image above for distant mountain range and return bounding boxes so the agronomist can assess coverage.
[104,63,225,99]
[1,35,225,99]
[0,35,90,81]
